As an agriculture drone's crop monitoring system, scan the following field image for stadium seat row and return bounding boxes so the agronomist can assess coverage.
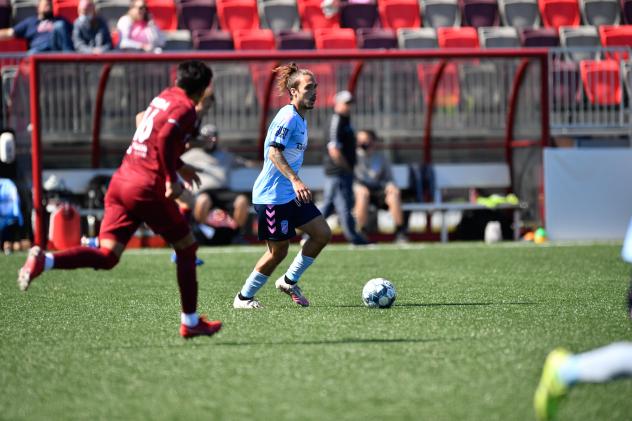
[143,24,632,51]
[3,0,632,34]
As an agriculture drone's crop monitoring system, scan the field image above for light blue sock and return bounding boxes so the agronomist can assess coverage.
[557,356,580,386]
[240,271,269,298]
[285,252,315,283]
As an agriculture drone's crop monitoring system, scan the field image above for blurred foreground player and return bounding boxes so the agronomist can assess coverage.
[533,217,632,420]
[18,61,221,339]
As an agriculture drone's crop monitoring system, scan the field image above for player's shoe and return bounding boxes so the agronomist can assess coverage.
[534,348,571,421]
[180,316,222,339]
[170,251,204,266]
[233,294,263,309]
[17,246,46,291]
[275,276,309,307]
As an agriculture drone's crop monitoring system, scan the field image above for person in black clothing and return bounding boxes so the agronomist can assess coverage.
[320,90,369,245]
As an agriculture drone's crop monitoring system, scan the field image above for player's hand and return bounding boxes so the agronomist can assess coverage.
[292,178,312,203]
[165,181,184,199]
[178,165,201,189]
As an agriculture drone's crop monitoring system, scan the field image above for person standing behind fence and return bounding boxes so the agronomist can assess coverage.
[72,0,112,53]
[320,90,369,245]
[354,129,408,243]
[0,0,73,53]
[17,61,222,339]
[116,0,164,52]
[232,62,331,309]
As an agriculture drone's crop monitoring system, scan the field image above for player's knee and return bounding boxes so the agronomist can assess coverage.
[355,186,370,201]
[270,244,289,262]
[194,194,212,223]
[175,242,198,260]
[234,194,249,209]
[98,248,120,270]
[310,223,332,245]
[319,223,332,244]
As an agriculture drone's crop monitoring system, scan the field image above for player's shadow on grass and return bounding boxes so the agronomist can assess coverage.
[212,337,468,347]
[329,301,537,308]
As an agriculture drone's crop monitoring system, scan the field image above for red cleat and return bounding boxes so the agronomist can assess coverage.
[180,316,222,339]
[17,246,45,291]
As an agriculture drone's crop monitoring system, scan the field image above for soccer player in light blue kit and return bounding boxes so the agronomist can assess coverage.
[534,217,632,420]
[233,63,331,309]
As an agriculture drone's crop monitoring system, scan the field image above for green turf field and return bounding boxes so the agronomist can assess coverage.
[1,242,631,420]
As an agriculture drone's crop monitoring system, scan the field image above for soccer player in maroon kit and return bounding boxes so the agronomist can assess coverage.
[17,60,222,339]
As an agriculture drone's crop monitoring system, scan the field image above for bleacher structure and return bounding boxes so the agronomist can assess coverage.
[1,0,632,245]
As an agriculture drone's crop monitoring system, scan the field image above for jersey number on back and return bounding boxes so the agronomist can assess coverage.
[133,107,160,143]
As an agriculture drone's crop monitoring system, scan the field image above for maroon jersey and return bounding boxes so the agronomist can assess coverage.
[117,86,197,193]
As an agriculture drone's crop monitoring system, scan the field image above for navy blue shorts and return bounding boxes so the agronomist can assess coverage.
[255,199,321,241]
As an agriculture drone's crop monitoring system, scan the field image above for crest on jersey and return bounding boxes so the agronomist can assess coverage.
[281,220,289,234]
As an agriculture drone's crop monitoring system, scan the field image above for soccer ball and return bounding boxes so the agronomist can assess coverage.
[362,278,397,308]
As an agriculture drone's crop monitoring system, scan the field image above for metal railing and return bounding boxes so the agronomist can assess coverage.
[548,47,632,137]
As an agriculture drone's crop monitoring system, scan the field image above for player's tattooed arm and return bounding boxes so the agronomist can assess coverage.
[269,147,312,203]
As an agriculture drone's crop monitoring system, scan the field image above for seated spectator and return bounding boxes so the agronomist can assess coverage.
[72,0,112,53]
[116,0,164,53]
[0,0,73,53]
[353,129,409,243]
[0,178,23,255]
[180,124,257,244]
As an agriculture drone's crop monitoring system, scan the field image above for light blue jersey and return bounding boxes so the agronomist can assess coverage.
[253,104,308,205]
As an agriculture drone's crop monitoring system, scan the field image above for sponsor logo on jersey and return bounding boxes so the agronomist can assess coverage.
[275,126,289,139]
[296,143,304,150]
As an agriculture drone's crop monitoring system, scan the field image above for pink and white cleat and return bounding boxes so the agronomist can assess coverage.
[275,276,310,307]
[18,246,46,291]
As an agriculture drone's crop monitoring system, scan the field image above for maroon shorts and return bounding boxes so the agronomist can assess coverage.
[99,175,190,246]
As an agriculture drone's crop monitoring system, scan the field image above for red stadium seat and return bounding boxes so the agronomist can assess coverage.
[377,0,422,30]
[0,38,28,52]
[313,27,356,48]
[579,59,621,105]
[216,0,259,31]
[599,25,632,60]
[53,0,79,23]
[296,0,339,30]
[232,29,275,50]
[420,28,478,109]
[146,0,178,31]
[110,30,120,48]
[538,0,580,29]
[436,27,479,47]
[233,29,278,108]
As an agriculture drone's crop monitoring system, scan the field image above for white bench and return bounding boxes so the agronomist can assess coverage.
[43,168,116,194]
[401,163,524,242]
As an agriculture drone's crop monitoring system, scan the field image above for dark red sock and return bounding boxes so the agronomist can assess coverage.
[53,246,119,270]
[175,243,198,314]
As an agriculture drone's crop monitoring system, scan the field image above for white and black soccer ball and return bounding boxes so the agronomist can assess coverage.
[362,278,397,308]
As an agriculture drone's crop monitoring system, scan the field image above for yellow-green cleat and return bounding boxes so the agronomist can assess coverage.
[534,348,572,421]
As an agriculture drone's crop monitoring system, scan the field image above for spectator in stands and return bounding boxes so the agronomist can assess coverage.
[116,0,164,53]
[72,0,112,53]
[320,90,369,245]
[0,178,23,255]
[180,123,257,244]
[354,129,408,243]
[0,0,73,53]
